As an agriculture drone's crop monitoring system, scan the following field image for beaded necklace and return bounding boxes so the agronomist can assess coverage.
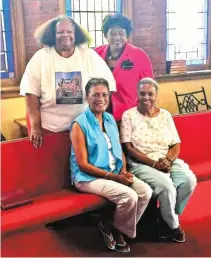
[106,45,125,61]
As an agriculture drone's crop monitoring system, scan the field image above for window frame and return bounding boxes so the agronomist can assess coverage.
[188,0,211,71]
[166,0,211,72]
[0,0,26,99]
[0,0,15,79]
[59,0,133,46]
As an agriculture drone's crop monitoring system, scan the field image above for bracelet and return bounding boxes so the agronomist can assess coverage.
[105,172,111,179]
[152,161,156,168]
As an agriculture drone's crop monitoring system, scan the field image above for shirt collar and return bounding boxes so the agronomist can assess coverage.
[85,106,110,127]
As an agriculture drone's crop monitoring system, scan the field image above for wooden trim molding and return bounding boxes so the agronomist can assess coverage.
[58,0,66,15]
[1,0,26,99]
[156,70,211,83]
[1,86,22,99]
[122,0,134,43]
[187,64,210,71]
[122,0,133,19]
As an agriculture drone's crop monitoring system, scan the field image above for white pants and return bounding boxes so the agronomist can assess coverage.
[74,176,152,238]
[129,159,197,230]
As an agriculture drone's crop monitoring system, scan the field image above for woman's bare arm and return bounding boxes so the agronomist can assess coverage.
[25,94,43,148]
[158,143,180,172]
[70,123,133,185]
[166,143,180,162]
[123,142,155,167]
[123,142,165,171]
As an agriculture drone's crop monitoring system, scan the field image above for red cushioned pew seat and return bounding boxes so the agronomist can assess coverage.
[180,180,211,223]
[190,161,211,182]
[1,189,107,235]
[173,111,211,182]
[1,132,107,235]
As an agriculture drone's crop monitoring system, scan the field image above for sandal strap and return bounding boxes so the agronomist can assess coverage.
[115,244,130,253]
[98,222,114,241]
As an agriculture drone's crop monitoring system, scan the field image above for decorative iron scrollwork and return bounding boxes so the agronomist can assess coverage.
[175,87,211,114]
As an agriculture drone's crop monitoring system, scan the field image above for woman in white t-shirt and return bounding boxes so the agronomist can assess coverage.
[20,16,116,148]
[120,77,197,243]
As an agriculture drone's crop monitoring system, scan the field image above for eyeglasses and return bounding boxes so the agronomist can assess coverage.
[108,28,126,36]
[139,92,155,97]
[91,93,109,99]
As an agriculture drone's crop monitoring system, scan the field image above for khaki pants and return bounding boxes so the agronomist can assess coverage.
[75,176,152,238]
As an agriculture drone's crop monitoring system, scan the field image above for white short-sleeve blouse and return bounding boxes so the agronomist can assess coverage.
[120,107,181,161]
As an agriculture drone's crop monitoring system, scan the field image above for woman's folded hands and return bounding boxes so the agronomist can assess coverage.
[115,171,134,186]
[155,157,172,173]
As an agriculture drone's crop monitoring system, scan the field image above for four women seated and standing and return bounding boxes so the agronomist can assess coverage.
[120,77,197,243]
[70,78,153,253]
[20,13,197,252]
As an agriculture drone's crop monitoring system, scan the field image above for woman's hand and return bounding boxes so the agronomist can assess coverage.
[120,170,134,178]
[25,94,43,148]
[156,158,172,173]
[115,173,134,186]
[30,127,43,148]
[120,170,134,181]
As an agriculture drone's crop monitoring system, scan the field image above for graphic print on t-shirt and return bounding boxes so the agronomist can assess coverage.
[55,71,82,104]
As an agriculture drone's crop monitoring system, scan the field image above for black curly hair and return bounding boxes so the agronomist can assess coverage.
[102,13,133,38]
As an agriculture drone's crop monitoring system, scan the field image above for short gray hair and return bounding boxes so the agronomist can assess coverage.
[137,77,159,92]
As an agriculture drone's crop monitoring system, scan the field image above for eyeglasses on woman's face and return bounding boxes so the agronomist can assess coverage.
[138,91,155,97]
[87,85,109,113]
[106,26,127,50]
[90,92,109,99]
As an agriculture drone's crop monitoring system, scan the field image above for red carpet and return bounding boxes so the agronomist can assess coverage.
[2,213,211,257]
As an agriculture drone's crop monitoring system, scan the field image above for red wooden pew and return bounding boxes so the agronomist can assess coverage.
[1,111,211,234]
[1,132,107,235]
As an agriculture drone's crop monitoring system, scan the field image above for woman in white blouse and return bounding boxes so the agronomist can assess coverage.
[120,77,197,243]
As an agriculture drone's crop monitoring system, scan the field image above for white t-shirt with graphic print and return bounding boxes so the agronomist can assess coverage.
[20,45,116,132]
[120,107,181,162]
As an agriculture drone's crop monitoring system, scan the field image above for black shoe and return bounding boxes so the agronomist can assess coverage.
[158,217,172,240]
[171,225,186,243]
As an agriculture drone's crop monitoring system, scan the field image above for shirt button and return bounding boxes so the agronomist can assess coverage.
[113,102,116,105]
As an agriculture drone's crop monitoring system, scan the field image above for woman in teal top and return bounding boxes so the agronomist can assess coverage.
[70,78,152,253]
